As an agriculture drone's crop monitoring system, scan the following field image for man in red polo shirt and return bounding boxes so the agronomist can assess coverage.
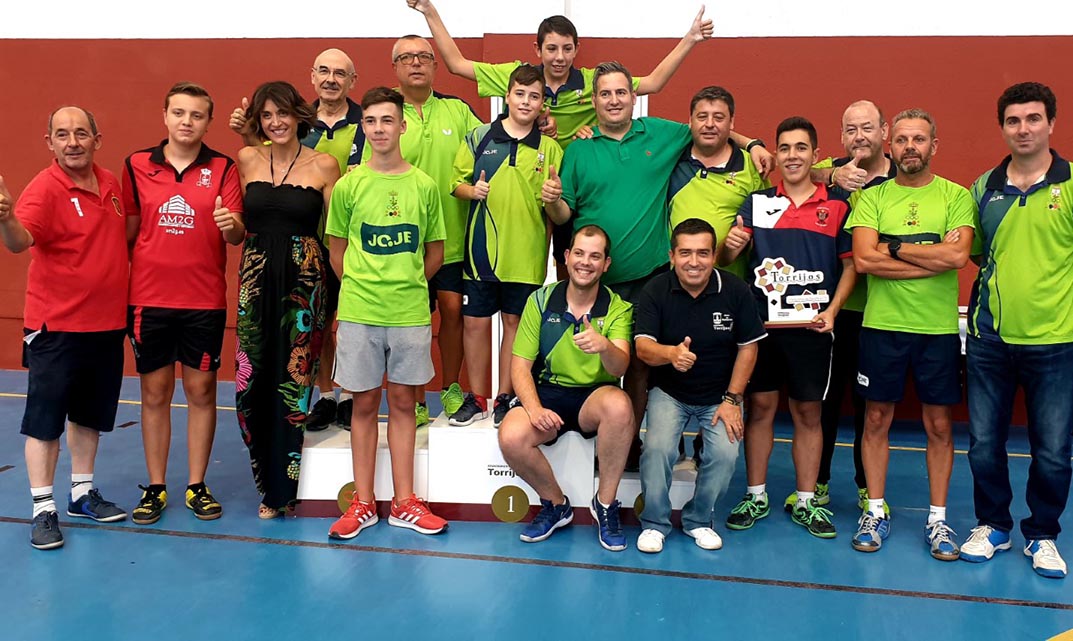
[124,82,245,525]
[0,106,130,550]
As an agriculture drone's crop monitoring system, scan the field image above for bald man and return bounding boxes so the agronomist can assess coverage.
[0,106,130,549]
[230,48,363,431]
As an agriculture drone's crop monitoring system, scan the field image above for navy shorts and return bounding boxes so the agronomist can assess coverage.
[748,328,834,402]
[21,327,125,441]
[856,328,961,405]
[128,306,226,374]
[519,383,614,445]
[429,261,464,312]
[462,280,540,317]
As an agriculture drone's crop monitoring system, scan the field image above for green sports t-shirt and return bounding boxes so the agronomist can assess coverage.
[473,62,641,150]
[560,117,692,285]
[450,117,564,285]
[668,141,769,279]
[361,91,482,265]
[969,152,1073,344]
[846,175,975,334]
[325,164,446,327]
[513,281,634,388]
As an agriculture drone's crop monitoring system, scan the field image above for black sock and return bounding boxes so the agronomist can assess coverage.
[148,484,167,495]
[187,482,206,493]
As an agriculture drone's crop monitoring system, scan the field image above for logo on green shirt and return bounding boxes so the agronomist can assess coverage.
[361,222,419,255]
[905,202,920,227]
[1050,186,1062,210]
[387,191,400,217]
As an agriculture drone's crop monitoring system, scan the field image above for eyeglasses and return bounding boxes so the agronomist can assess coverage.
[393,52,435,65]
[312,66,354,80]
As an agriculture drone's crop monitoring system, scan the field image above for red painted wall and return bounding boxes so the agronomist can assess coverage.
[2,35,1069,419]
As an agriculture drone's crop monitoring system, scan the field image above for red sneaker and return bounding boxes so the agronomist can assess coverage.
[388,495,448,534]
[329,495,379,539]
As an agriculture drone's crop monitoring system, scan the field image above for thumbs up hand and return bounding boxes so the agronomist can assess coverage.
[541,165,562,204]
[572,314,607,354]
[688,5,714,42]
[672,335,696,372]
[213,196,235,233]
[229,97,250,133]
[724,214,751,252]
[834,147,869,192]
[0,175,13,222]
[473,170,490,200]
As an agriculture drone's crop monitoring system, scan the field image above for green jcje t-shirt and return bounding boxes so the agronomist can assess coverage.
[325,165,446,327]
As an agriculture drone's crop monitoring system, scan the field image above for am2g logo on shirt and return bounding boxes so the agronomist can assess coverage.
[360,222,420,255]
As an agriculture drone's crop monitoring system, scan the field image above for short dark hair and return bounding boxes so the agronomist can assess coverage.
[592,61,633,95]
[508,64,546,93]
[569,224,611,258]
[537,15,578,47]
[776,116,818,148]
[671,218,717,249]
[997,82,1057,125]
[892,108,937,138]
[690,86,735,117]
[360,86,405,116]
[247,81,317,140]
[48,106,98,136]
[165,81,214,118]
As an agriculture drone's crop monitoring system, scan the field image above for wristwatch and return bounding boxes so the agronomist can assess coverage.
[722,392,744,406]
[745,139,766,152]
[888,238,903,260]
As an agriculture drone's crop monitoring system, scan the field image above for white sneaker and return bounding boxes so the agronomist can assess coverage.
[1025,539,1067,578]
[637,528,665,553]
[685,526,723,550]
[959,525,1011,562]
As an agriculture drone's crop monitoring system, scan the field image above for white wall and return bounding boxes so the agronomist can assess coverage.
[4,0,1072,39]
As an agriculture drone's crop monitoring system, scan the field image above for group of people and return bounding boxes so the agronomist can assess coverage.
[0,1,1068,582]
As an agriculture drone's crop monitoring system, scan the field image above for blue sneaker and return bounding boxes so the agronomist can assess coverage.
[926,520,960,561]
[1025,539,1067,578]
[960,525,1012,562]
[520,497,573,543]
[851,511,891,553]
[30,511,64,550]
[589,495,627,551]
[67,489,127,523]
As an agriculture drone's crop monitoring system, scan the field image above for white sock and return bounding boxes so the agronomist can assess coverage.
[339,391,353,402]
[746,484,766,500]
[868,498,885,516]
[71,474,94,501]
[797,491,815,507]
[31,485,55,517]
[928,505,946,525]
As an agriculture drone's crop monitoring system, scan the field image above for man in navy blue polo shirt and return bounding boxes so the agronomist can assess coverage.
[719,116,856,539]
[634,218,765,553]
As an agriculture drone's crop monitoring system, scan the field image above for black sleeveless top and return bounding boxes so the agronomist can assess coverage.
[244,182,323,237]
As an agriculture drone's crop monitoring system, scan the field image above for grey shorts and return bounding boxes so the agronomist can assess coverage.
[334,321,434,392]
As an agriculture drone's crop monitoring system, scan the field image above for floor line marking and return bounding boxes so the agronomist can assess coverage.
[0,515,1067,612]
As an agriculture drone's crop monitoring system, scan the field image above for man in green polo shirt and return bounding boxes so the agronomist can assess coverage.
[961,82,1072,578]
[498,224,635,551]
[362,35,484,426]
[846,108,975,561]
[448,65,564,427]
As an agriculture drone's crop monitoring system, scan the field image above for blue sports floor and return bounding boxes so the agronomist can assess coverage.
[0,369,1070,640]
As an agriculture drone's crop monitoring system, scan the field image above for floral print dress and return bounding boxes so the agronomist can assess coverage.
[236,181,327,510]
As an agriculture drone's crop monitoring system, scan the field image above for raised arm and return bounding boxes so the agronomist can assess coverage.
[408,0,477,81]
[636,5,713,95]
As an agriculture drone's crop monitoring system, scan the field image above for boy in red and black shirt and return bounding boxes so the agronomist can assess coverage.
[123,82,244,525]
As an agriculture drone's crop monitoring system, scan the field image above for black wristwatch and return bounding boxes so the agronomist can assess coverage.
[745,139,766,152]
[888,238,903,260]
[722,392,744,406]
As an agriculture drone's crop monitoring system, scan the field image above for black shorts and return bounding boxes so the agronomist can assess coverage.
[523,383,613,446]
[607,264,670,306]
[21,327,125,441]
[748,328,834,402]
[127,306,226,374]
[462,280,540,317]
[856,328,961,405]
[428,261,464,312]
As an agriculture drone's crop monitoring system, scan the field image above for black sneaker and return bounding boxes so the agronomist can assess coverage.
[305,397,337,432]
[337,398,353,431]
[790,497,837,539]
[449,393,488,426]
[67,489,127,523]
[185,485,223,521]
[30,510,63,550]
[492,394,514,428]
[132,485,168,525]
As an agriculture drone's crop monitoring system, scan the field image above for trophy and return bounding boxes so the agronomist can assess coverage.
[753,256,828,328]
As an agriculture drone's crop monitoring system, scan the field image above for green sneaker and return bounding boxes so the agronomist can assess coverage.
[791,498,837,538]
[857,487,891,516]
[726,493,770,530]
[784,482,830,512]
[441,382,465,416]
[415,403,430,428]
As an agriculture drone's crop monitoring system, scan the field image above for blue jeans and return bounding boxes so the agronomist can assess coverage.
[640,387,740,534]
[966,336,1073,540]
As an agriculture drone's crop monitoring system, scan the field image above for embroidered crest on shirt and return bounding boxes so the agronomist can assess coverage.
[1049,186,1062,211]
[535,152,545,173]
[815,207,829,227]
[386,191,400,217]
[195,168,213,188]
[904,202,921,227]
[712,312,734,331]
[724,171,737,186]
[111,196,123,217]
